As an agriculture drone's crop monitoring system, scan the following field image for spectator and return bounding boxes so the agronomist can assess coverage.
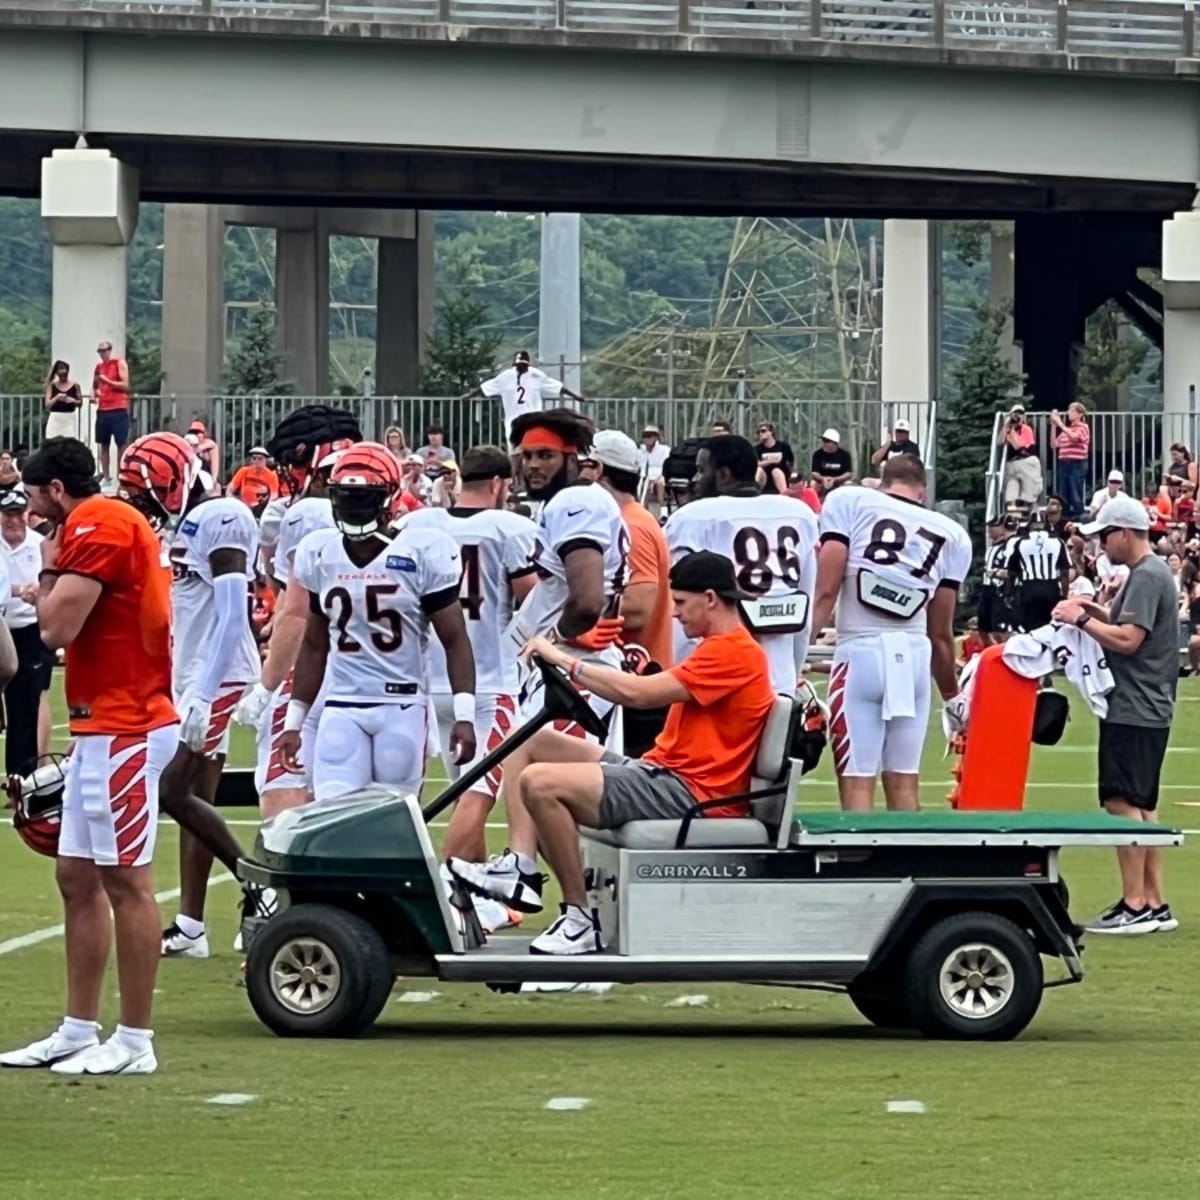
[998,403,1041,510]
[710,419,732,435]
[383,426,408,465]
[0,488,53,775]
[418,424,455,464]
[92,339,131,491]
[1066,533,1094,585]
[637,425,669,509]
[870,418,921,468]
[755,421,795,495]
[0,450,13,475]
[1089,469,1126,517]
[228,447,279,508]
[403,454,432,505]
[786,471,822,514]
[462,351,584,444]
[185,420,220,484]
[1184,561,1200,674]
[44,360,83,440]
[1167,443,1196,488]
[1045,494,1070,537]
[430,460,461,510]
[810,428,853,495]
[1050,401,1090,519]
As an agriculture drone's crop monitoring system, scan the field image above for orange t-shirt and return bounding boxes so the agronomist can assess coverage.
[94,358,129,411]
[230,464,279,506]
[642,625,775,816]
[618,498,673,669]
[57,495,177,736]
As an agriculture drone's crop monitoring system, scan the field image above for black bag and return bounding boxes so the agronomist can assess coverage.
[661,437,708,507]
[1032,687,1069,746]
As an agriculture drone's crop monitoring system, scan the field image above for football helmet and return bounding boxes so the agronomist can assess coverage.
[792,679,828,776]
[118,432,202,531]
[7,756,67,858]
[328,442,402,540]
[266,405,362,499]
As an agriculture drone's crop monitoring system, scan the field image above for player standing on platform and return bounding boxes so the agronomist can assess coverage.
[116,433,262,960]
[663,435,818,695]
[3,438,176,1075]
[449,409,628,914]
[278,443,477,802]
[811,456,972,812]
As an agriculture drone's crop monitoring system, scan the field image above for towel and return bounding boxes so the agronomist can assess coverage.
[880,632,917,721]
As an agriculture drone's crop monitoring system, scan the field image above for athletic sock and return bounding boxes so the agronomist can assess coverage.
[59,1016,101,1045]
[114,1025,154,1055]
[174,914,205,939]
[514,852,539,876]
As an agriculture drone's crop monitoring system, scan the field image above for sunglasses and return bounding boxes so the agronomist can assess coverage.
[1097,526,1122,543]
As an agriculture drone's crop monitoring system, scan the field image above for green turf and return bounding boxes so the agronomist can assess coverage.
[3,676,1200,1198]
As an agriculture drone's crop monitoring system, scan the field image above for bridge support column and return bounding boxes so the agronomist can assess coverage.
[161,204,225,424]
[881,219,939,476]
[1161,207,1200,454]
[276,210,330,396]
[41,148,139,451]
[376,211,434,397]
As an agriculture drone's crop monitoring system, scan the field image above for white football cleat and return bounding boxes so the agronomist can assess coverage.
[0,1029,99,1069]
[162,923,209,959]
[529,905,604,956]
[50,1036,157,1076]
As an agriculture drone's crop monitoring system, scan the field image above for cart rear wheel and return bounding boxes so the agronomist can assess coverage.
[903,911,1043,1041]
[246,903,394,1038]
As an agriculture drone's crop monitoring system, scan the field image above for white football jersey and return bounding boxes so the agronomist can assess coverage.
[665,493,819,694]
[272,496,334,586]
[291,526,461,704]
[510,483,628,645]
[818,486,972,641]
[397,506,537,694]
[169,496,260,683]
[480,366,564,434]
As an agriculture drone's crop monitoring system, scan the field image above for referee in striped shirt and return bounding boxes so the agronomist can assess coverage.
[1007,510,1069,631]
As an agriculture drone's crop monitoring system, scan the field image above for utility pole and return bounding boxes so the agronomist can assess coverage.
[538,213,582,393]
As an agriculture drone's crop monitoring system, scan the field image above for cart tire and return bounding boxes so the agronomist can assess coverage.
[245,903,394,1038]
[847,975,914,1030]
[903,911,1043,1041]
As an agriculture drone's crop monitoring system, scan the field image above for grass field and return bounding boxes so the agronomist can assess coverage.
[3,676,1200,1199]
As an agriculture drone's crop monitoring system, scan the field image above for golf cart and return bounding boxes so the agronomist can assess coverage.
[239,659,1181,1042]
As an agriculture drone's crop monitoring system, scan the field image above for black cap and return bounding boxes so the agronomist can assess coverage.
[0,486,28,511]
[669,551,746,602]
[514,350,531,365]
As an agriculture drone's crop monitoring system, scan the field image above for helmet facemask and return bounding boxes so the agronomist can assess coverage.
[329,484,392,541]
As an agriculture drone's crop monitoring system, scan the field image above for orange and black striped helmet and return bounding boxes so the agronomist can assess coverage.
[328,441,402,540]
[118,432,201,530]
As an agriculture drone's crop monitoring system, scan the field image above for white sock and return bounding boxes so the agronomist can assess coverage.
[514,852,539,876]
[174,914,205,939]
[114,1024,154,1054]
[563,904,593,927]
[59,1016,100,1045]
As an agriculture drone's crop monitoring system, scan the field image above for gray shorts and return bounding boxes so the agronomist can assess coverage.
[596,751,697,828]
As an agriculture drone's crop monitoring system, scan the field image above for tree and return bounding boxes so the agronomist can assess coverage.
[224,305,292,395]
[1076,302,1149,410]
[939,301,1025,532]
[421,270,502,397]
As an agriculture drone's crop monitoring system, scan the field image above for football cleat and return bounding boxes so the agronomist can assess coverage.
[0,1029,99,1069]
[50,1036,157,1076]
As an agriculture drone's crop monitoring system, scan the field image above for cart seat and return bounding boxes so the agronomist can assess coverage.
[580,694,797,850]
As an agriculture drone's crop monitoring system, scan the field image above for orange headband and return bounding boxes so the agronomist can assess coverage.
[519,426,577,453]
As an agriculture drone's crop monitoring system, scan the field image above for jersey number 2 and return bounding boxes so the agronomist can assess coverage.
[325,584,403,652]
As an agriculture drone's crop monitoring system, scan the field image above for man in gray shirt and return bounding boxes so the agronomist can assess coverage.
[1054,494,1179,935]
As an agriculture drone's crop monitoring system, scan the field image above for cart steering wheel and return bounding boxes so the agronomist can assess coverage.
[533,654,610,740]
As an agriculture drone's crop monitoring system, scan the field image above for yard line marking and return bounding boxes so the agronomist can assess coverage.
[207,1093,257,1106]
[545,1097,591,1111]
[887,1100,927,1115]
[0,873,234,957]
[395,991,441,1003]
[666,994,709,1008]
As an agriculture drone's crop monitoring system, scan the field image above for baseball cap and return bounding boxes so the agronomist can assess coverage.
[0,486,27,511]
[1078,493,1150,536]
[188,420,206,435]
[669,551,748,601]
[513,350,531,365]
[249,445,268,457]
[1009,403,1026,415]
[893,418,911,432]
[822,428,841,444]
[642,424,661,437]
[589,430,640,474]
[1107,469,1124,484]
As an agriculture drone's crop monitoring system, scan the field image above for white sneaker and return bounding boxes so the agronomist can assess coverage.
[529,905,604,956]
[162,923,209,958]
[474,896,523,935]
[449,851,545,914]
[0,1029,99,1069]
[50,1035,157,1076]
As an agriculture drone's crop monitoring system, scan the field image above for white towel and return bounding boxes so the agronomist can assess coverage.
[880,632,917,721]
[1002,622,1114,718]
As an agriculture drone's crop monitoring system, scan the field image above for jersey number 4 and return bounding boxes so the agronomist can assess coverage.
[324,584,403,652]
[864,518,946,579]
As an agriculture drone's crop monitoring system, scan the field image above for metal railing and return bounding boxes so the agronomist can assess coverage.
[6,0,1199,62]
[986,405,1200,520]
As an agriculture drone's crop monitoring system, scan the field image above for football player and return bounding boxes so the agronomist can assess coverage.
[278,443,477,801]
[449,408,627,915]
[395,445,537,868]
[118,433,261,960]
[811,455,972,812]
[663,435,818,695]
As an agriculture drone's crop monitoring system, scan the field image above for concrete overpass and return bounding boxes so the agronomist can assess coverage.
[6,0,1200,420]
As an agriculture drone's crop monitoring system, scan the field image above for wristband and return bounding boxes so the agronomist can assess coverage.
[39,570,60,583]
[452,693,475,724]
[283,700,311,733]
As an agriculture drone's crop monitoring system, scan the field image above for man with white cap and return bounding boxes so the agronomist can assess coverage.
[998,403,1042,510]
[1088,469,1127,517]
[810,428,853,496]
[870,418,922,467]
[636,424,669,509]
[1052,494,1181,935]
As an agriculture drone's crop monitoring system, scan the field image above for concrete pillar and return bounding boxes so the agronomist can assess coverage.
[989,224,1021,376]
[1161,206,1200,454]
[880,218,939,472]
[376,211,435,396]
[539,213,582,394]
[161,204,225,421]
[275,210,329,395]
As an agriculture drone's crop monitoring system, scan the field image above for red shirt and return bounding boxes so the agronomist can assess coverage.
[94,358,129,412]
